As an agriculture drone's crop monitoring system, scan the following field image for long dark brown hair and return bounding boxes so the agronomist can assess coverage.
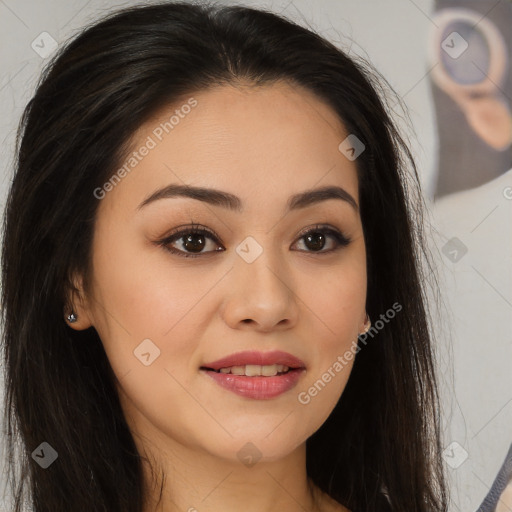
[1,2,448,511]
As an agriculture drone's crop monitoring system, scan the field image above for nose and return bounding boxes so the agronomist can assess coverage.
[220,245,300,333]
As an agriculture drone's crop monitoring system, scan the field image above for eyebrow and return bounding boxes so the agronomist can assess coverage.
[137,183,359,213]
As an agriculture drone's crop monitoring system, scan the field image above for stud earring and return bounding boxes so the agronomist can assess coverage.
[67,312,78,323]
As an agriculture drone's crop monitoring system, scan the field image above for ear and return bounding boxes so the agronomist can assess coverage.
[463,95,512,151]
[64,271,94,330]
[359,311,371,335]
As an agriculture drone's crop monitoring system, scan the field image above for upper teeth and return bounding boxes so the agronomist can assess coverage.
[218,364,289,376]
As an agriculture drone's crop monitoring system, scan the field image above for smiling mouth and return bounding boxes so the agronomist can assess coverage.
[200,364,294,377]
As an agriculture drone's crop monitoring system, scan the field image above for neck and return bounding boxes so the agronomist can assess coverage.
[139,435,323,512]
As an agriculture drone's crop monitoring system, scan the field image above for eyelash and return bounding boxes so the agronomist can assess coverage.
[157,222,352,259]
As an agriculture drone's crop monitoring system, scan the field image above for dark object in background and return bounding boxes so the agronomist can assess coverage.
[476,443,512,512]
[430,0,512,199]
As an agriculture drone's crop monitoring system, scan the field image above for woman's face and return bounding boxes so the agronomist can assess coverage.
[76,81,367,464]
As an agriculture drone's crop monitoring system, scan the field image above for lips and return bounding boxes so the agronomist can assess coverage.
[200,350,306,399]
[201,350,306,371]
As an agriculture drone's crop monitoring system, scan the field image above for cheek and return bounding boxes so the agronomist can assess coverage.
[293,255,366,419]
[303,253,367,349]
[89,220,212,383]
[89,231,218,449]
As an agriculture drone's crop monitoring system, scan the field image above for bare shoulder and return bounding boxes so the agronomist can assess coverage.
[328,501,351,512]
[310,481,351,512]
[318,490,351,512]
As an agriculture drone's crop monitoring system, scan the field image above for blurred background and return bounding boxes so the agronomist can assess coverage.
[0,1,510,510]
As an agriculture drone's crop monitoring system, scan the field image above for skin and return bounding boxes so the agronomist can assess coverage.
[496,480,512,512]
[68,80,367,512]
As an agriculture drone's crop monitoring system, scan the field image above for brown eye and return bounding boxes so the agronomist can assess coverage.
[180,233,207,253]
[158,223,351,259]
[159,224,224,258]
[303,231,327,251]
[293,225,352,254]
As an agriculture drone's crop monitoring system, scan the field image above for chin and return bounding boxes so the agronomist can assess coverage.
[200,428,307,465]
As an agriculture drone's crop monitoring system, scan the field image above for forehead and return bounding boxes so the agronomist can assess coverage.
[97,81,360,216]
